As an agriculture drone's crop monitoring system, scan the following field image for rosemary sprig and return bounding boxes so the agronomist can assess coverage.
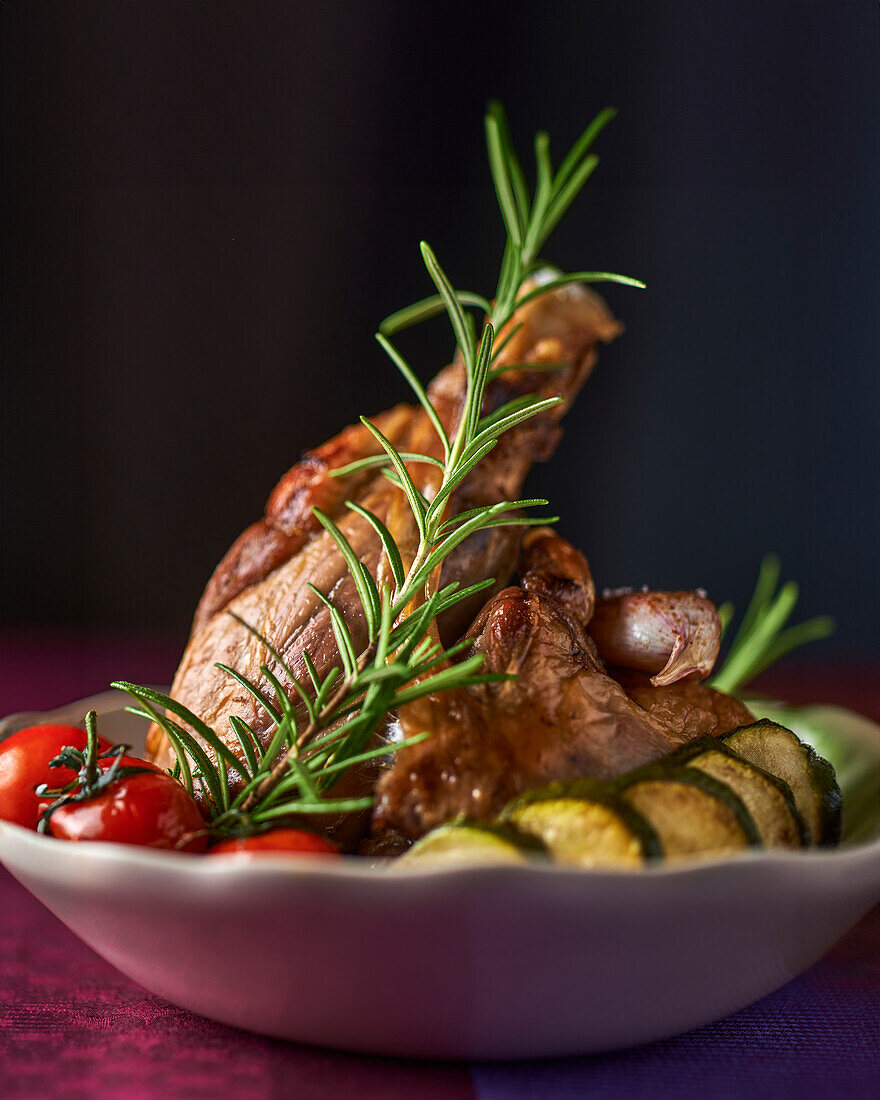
[710,554,835,696]
[112,101,643,835]
[380,102,644,345]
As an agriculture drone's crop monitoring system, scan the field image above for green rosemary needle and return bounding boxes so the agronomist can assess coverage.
[710,554,835,696]
[380,102,645,346]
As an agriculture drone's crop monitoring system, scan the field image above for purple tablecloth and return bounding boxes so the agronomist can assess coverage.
[1,631,878,1098]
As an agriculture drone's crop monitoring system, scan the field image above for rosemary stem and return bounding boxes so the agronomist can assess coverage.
[237,641,378,812]
[238,335,479,815]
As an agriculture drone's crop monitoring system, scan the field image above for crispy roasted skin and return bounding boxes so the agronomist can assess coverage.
[372,529,690,838]
[191,408,413,635]
[146,284,621,770]
[611,669,755,739]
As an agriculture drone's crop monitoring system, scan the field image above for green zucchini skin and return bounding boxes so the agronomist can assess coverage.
[664,734,738,768]
[809,753,843,846]
[721,719,842,846]
[502,779,663,862]
[504,776,609,807]
[399,818,549,866]
[436,817,551,857]
[666,735,808,848]
[463,819,551,858]
[614,764,763,850]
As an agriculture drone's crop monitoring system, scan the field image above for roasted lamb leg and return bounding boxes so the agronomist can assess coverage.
[373,530,754,838]
[373,530,686,837]
[146,283,621,772]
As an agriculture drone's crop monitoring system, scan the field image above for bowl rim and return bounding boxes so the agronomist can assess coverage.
[2,813,880,884]
[2,689,879,885]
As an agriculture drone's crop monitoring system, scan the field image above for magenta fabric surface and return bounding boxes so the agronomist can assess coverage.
[1,632,878,1098]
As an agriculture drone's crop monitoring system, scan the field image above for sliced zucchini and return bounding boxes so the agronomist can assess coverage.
[503,779,661,868]
[721,720,842,846]
[668,735,806,849]
[395,821,545,868]
[616,765,761,860]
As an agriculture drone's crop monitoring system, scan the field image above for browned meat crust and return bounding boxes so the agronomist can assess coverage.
[612,669,755,740]
[146,285,621,769]
[372,530,685,838]
[192,408,414,634]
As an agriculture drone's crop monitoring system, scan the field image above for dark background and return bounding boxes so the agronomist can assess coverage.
[2,1,878,662]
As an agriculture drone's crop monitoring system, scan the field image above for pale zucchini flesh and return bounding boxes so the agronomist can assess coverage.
[669,736,806,848]
[721,720,842,846]
[503,778,661,867]
[396,821,544,868]
[616,765,761,860]
[507,797,656,869]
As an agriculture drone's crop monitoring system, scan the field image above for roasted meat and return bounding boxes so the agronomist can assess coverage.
[146,283,622,771]
[373,529,694,837]
[611,670,754,740]
[373,530,753,838]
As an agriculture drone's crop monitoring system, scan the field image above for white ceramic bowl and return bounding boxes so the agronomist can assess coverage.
[1,691,879,1059]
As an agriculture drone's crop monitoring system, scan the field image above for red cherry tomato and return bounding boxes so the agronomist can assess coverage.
[209,828,340,858]
[0,724,110,830]
[48,756,208,852]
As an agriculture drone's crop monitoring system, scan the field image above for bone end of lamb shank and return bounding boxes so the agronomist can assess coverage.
[145,282,622,781]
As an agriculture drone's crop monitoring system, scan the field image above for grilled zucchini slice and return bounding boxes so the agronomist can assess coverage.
[668,736,806,849]
[616,765,761,860]
[721,720,842,846]
[503,779,661,868]
[395,821,546,868]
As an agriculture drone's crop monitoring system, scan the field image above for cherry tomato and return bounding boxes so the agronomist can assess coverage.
[209,827,340,858]
[48,756,208,852]
[0,724,110,830]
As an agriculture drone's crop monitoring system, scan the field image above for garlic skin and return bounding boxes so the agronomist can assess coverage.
[589,590,721,686]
